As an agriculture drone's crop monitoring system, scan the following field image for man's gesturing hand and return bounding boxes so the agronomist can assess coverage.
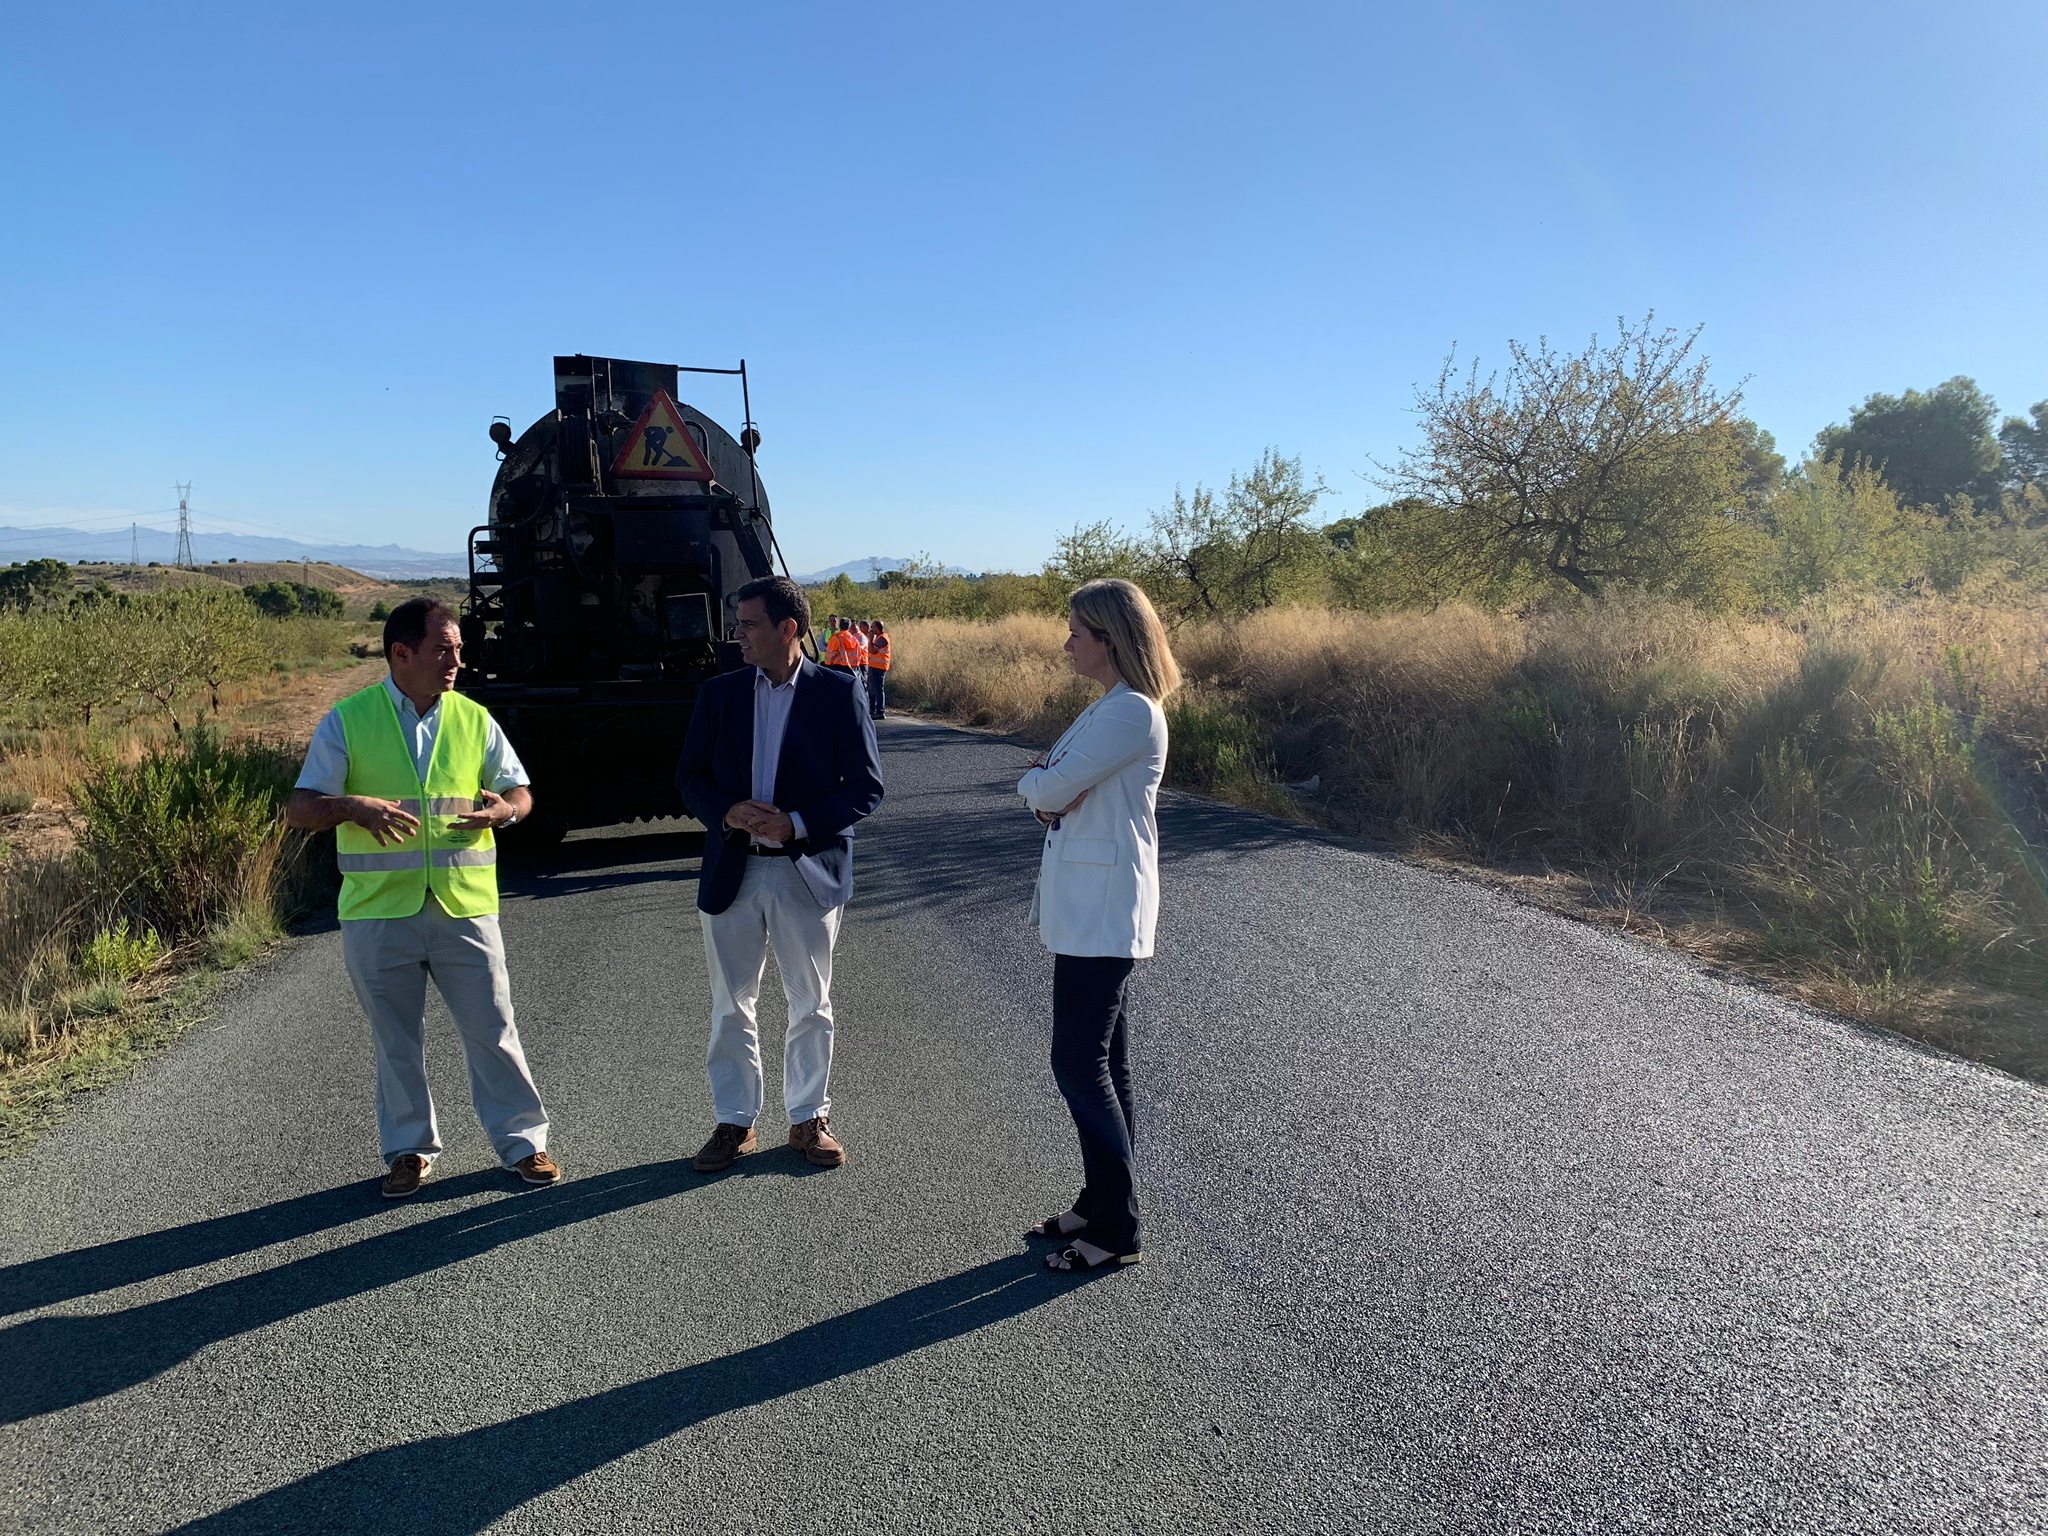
[450,789,513,830]
[350,797,422,847]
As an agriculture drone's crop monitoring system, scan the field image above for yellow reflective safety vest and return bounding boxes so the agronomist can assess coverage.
[333,683,500,921]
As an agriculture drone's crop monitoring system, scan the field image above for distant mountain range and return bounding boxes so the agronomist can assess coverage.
[0,524,467,580]
[1,526,980,586]
[789,555,977,585]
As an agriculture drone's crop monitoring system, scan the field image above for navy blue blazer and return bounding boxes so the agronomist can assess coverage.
[676,659,885,915]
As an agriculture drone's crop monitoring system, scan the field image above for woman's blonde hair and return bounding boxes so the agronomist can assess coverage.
[1070,579,1181,700]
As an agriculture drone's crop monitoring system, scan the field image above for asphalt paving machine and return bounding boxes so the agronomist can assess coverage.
[459,354,787,844]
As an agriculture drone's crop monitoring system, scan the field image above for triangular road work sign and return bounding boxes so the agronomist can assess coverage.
[611,391,715,480]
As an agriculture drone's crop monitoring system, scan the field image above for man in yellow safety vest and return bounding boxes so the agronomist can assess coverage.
[285,598,560,1198]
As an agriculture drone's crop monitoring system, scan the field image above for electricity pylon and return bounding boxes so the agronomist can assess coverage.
[174,484,194,567]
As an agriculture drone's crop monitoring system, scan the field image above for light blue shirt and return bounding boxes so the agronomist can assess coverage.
[751,666,807,846]
[294,676,530,796]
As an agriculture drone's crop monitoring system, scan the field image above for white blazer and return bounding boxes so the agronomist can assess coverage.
[1018,681,1169,959]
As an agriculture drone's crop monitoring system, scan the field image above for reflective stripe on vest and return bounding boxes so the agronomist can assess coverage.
[333,684,500,921]
[867,638,890,671]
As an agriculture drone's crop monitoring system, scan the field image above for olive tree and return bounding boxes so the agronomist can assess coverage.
[176,588,269,711]
[1382,317,1759,602]
[0,605,131,725]
[1146,450,1330,619]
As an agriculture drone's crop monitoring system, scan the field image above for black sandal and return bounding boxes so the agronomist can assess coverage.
[1044,1243,1143,1272]
[1026,1213,1087,1241]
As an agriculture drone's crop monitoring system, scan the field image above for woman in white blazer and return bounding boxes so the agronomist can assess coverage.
[1017,579,1180,1273]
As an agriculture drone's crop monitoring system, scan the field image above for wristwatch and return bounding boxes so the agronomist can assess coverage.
[503,810,519,827]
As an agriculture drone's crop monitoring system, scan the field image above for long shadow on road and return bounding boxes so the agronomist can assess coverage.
[0,1156,813,1425]
[168,1255,1063,1536]
[0,1168,509,1319]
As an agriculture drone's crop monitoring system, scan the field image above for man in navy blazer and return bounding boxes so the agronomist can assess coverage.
[676,575,884,1172]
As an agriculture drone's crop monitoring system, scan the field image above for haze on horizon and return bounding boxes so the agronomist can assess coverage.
[1,2,2041,577]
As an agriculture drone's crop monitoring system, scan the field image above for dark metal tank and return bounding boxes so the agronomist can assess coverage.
[458,355,781,842]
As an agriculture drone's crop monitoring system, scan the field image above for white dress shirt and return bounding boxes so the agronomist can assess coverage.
[295,676,529,795]
[751,666,808,847]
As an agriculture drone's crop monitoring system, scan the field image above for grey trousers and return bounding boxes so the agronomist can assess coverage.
[341,897,550,1168]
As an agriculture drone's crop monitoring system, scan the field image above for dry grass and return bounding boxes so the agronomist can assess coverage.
[889,613,1101,741]
[0,656,372,1150]
[888,596,2048,1080]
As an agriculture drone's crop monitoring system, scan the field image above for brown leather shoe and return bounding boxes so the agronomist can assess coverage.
[381,1154,429,1199]
[694,1122,758,1173]
[789,1115,846,1168]
[513,1151,562,1186]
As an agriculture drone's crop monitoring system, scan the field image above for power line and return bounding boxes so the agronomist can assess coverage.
[173,484,194,567]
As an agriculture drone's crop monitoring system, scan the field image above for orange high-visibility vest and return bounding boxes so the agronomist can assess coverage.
[825,630,858,668]
[867,634,891,671]
[846,629,868,666]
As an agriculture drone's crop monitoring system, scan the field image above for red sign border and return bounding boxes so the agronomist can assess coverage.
[610,390,716,481]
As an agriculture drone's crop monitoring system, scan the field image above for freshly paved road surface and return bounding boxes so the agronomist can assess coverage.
[3,719,2045,1534]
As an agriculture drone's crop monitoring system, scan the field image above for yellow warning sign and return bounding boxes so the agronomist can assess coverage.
[611,391,715,481]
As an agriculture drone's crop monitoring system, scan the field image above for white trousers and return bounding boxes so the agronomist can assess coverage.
[341,897,550,1168]
[700,855,843,1127]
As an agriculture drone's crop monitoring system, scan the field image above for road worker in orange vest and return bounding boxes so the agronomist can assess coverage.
[823,616,862,673]
[863,620,890,721]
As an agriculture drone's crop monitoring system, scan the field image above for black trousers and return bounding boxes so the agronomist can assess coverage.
[1050,953,1141,1253]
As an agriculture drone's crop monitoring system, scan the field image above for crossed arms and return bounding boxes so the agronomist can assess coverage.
[1017,695,1153,822]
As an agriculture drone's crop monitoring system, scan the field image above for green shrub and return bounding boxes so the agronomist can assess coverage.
[0,790,32,817]
[204,902,282,968]
[242,581,344,621]
[1164,698,1295,816]
[70,727,303,944]
[78,918,164,983]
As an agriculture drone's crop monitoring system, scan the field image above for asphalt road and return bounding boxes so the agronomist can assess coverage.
[2,717,2045,1534]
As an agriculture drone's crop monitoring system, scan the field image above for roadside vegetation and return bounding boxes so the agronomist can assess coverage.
[831,319,2048,1079]
[0,567,381,1152]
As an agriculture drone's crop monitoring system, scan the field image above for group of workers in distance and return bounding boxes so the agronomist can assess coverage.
[819,614,890,721]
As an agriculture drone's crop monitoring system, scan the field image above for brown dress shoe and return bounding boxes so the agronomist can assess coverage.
[381,1154,429,1199]
[513,1151,562,1185]
[789,1115,846,1168]
[694,1122,758,1173]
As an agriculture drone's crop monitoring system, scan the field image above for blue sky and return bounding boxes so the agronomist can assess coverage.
[2,1,2042,575]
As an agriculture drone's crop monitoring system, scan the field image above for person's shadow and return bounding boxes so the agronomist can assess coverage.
[167,1253,1065,1534]
[0,1156,813,1424]
[0,1168,509,1320]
